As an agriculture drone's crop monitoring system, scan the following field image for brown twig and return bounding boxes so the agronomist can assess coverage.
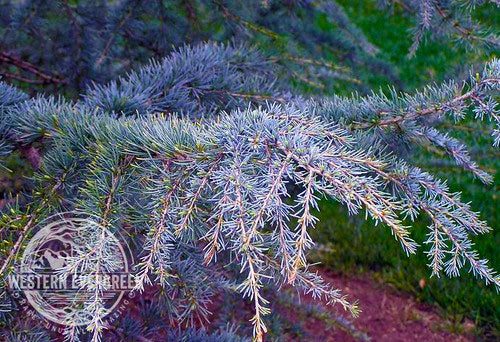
[353,78,500,129]
[95,8,135,67]
[434,5,500,48]
[0,50,67,84]
[214,0,281,40]
[203,88,287,104]
[121,29,165,57]
[0,71,45,84]
[270,55,350,72]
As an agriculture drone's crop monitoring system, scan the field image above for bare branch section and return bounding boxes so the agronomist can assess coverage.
[0,51,67,85]
[353,78,500,129]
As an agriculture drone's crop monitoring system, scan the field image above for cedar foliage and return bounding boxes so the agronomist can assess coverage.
[0,1,499,341]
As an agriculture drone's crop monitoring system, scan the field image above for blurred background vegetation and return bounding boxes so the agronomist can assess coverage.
[312,1,500,339]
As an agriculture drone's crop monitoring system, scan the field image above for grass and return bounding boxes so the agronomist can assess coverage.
[308,0,500,339]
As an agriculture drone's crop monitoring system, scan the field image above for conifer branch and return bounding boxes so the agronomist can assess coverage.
[0,51,67,84]
[353,77,500,129]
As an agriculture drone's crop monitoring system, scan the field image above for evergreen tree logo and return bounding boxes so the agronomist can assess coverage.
[7,212,134,327]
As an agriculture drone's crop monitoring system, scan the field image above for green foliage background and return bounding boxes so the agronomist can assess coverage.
[306,1,500,339]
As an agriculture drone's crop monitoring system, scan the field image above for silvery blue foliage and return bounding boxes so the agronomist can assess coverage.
[83,42,282,118]
[380,0,500,55]
[0,0,193,91]
[0,41,499,341]
[0,0,401,95]
[0,80,28,159]
[0,80,27,107]
[309,59,500,182]
[4,326,52,342]
[0,0,496,99]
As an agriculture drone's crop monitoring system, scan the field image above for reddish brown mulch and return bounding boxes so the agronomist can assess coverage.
[35,267,473,341]
[280,268,472,342]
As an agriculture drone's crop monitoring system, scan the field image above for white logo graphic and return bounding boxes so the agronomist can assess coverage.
[8,212,134,327]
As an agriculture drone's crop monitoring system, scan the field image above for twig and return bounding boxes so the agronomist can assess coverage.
[214,0,281,40]
[0,71,45,84]
[0,51,67,84]
[435,5,500,48]
[203,88,287,104]
[95,8,134,67]
[353,78,500,129]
